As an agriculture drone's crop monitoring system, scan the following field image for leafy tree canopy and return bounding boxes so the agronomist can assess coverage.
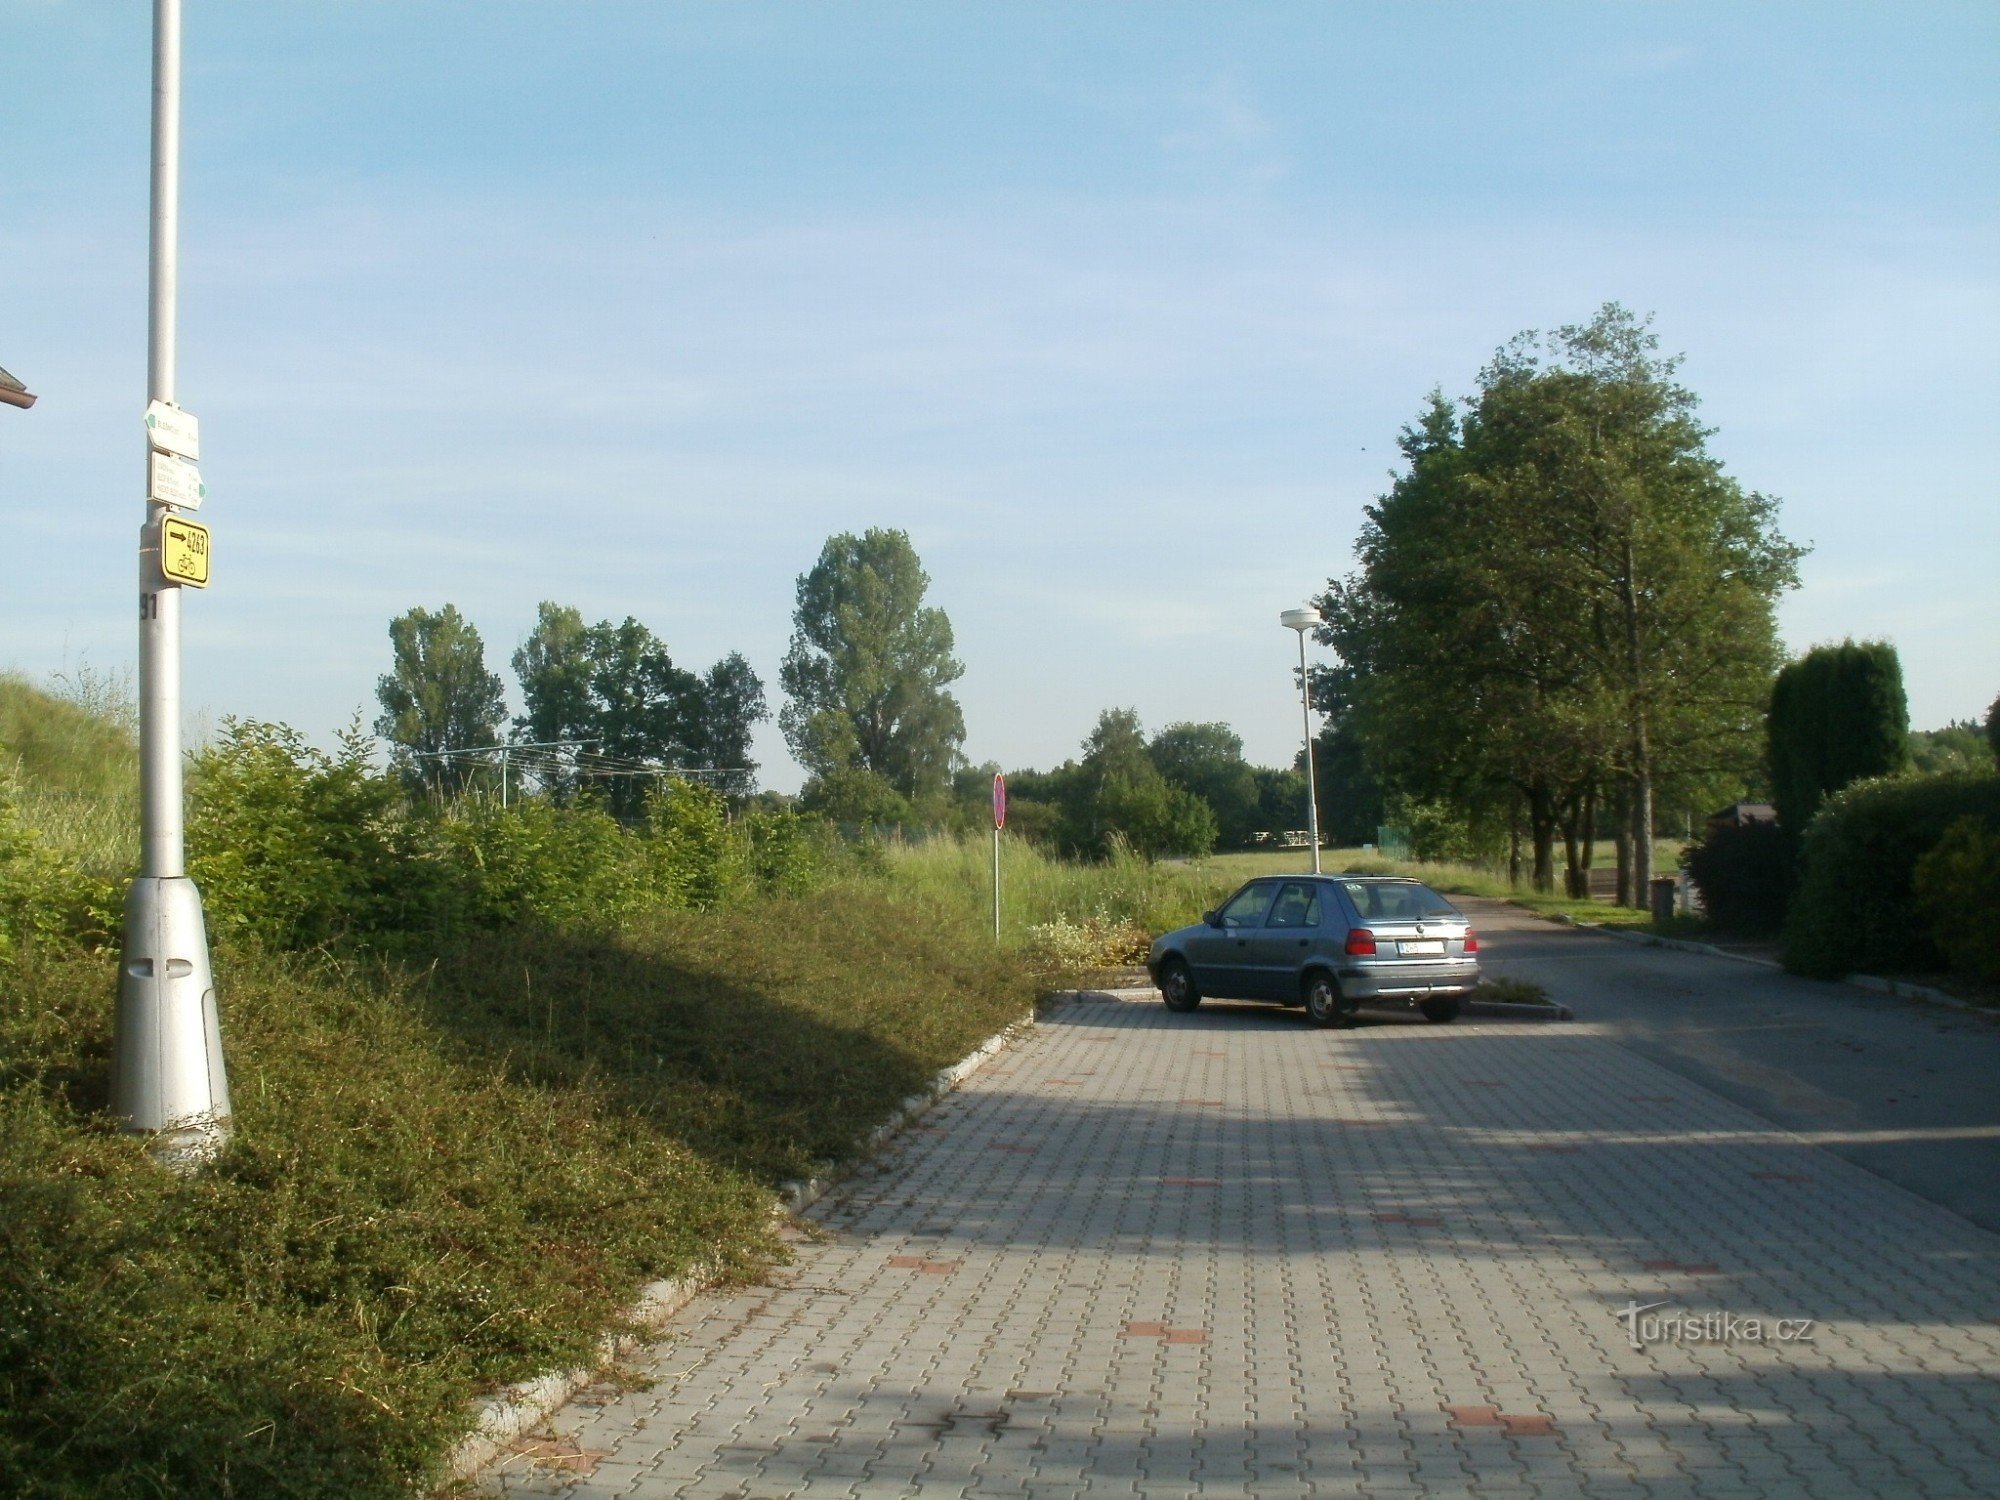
[1149,721,1261,846]
[779,529,965,803]
[513,602,768,815]
[374,604,506,794]
[1319,304,1802,894]
[1908,720,1989,777]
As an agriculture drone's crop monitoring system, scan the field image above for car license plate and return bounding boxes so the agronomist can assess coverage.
[1399,940,1445,956]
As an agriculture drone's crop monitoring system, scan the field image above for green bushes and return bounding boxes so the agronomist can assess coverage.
[1684,819,1797,935]
[181,719,824,953]
[1912,816,2000,983]
[188,722,415,948]
[1781,772,2000,979]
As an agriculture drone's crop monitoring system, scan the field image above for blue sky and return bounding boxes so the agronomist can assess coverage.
[4,2,1995,792]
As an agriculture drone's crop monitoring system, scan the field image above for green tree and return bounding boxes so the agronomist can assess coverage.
[514,608,768,814]
[374,604,506,794]
[1252,764,1309,840]
[1766,640,1909,833]
[1321,306,1802,898]
[799,766,916,827]
[1308,719,1385,848]
[779,529,965,804]
[1061,709,1216,858]
[1907,720,1989,776]
[1987,692,2000,767]
[511,602,596,797]
[512,602,595,747]
[581,617,706,819]
[1149,722,1261,847]
[692,653,769,796]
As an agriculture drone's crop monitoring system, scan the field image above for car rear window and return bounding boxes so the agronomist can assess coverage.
[1340,882,1461,922]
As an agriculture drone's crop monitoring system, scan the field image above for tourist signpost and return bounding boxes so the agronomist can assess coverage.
[114,0,231,1163]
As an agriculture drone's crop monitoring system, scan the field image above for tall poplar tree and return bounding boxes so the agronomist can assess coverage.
[374,604,507,794]
[779,529,965,805]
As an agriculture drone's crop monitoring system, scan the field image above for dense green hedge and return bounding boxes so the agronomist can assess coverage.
[1781,771,2000,979]
[1913,816,2000,982]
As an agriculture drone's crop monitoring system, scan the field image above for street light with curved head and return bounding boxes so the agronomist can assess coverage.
[1280,606,1323,873]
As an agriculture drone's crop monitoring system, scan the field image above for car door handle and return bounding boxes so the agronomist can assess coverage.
[1297,939,1309,948]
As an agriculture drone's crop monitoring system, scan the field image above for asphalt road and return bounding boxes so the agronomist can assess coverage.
[1463,898,2000,1236]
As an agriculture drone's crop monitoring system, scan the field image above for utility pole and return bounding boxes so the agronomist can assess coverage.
[1281,607,1323,874]
[113,0,230,1164]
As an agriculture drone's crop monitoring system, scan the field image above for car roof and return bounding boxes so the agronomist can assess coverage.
[1240,873,1428,888]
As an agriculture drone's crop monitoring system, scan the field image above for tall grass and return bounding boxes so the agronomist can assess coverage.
[878,831,1238,941]
[2,881,1038,1497]
[0,670,139,875]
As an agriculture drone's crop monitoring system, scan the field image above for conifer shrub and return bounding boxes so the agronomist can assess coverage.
[1766,641,1909,833]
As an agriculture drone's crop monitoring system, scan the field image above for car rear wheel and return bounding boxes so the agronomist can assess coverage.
[1159,958,1201,1013]
[1420,996,1462,1024]
[1303,971,1354,1029]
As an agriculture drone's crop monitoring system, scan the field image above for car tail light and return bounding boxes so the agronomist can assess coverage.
[1464,929,1479,953]
[1345,928,1377,956]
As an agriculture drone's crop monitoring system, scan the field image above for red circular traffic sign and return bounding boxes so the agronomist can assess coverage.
[993,772,1007,830]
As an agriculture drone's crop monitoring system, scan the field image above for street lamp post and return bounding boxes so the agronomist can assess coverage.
[1280,606,1323,875]
[112,0,230,1164]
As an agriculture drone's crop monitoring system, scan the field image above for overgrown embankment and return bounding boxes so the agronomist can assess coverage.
[0,685,1042,1496]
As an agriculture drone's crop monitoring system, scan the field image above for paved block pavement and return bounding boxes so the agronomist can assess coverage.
[486,990,2000,1497]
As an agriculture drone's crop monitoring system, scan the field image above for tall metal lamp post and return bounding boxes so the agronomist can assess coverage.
[113,0,230,1163]
[1280,606,1323,874]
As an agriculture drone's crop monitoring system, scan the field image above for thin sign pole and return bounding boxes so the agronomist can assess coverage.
[992,772,1006,942]
[114,0,231,1162]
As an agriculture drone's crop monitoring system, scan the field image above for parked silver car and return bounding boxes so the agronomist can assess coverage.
[1146,875,1480,1027]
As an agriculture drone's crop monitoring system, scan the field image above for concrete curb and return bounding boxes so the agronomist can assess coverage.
[1557,915,1987,1016]
[447,1002,1047,1482]
[1462,997,1574,1021]
[449,1267,724,1482]
[779,1003,1046,1215]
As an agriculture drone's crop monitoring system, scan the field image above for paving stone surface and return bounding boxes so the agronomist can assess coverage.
[486,991,2000,1497]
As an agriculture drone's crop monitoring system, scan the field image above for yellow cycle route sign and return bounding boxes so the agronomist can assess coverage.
[160,515,211,588]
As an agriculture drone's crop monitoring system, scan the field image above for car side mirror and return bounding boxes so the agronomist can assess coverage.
[1203,909,1221,927]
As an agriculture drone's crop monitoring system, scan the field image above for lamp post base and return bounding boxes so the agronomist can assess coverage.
[113,876,230,1165]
